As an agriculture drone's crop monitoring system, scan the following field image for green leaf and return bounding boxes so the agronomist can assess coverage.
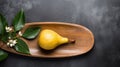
[22,27,40,39]
[13,9,25,32]
[1,33,8,43]
[0,13,8,36]
[0,49,8,62]
[14,38,30,54]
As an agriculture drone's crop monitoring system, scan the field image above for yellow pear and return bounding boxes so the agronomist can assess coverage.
[38,29,68,50]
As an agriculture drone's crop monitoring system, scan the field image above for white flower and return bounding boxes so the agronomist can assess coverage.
[8,37,11,39]
[7,39,17,47]
[10,44,14,47]
[12,40,17,44]
[7,42,10,46]
[18,31,23,36]
[5,26,13,32]
[9,40,13,42]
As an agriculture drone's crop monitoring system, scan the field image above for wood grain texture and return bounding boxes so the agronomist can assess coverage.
[0,22,94,58]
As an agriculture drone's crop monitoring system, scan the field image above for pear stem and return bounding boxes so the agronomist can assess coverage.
[68,39,75,43]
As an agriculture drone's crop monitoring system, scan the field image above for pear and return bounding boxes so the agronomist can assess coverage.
[38,29,69,50]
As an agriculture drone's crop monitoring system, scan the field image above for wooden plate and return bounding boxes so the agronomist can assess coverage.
[0,22,94,58]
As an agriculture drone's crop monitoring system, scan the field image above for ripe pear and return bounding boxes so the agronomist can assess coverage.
[38,29,69,50]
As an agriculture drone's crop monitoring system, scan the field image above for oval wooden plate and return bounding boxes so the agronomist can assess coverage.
[0,22,94,58]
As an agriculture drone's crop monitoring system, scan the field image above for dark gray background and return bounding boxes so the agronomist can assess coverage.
[0,0,120,67]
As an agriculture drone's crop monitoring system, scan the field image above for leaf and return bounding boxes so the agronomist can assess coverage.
[1,33,8,43]
[14,38,30,54]
[0,49,8,62]
[22,27,40,39]
[13,9,25,32]
[0,13,8,36]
